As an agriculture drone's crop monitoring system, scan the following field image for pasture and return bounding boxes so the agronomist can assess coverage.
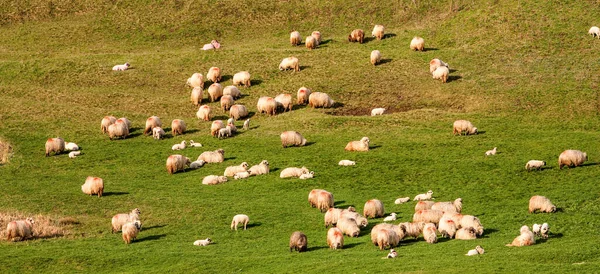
[1,0,599,272]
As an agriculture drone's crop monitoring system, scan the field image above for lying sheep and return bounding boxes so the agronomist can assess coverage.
[394,197,410,204]
[112,63,130,71]
[414,190,434,201]
[45,137,65,156]
[210,120,225,137]
[234,171,251,179]
[166,155,191,174]
[189,140,202,147]
[431,198,463,213]
[458,215,484,236]
[308,92,334,108]
[290,31,302,46]
[202,40,220,50]
[197,149,225,163]
[423,223,438,244]
[172,140,187,151]
[65,142,79,151]
[223,85,242,99]
[196,105,212,121]
[398,222,425,239]
[305,36,317,50]
[466,245,485,256]
[410,36,425,51]
[101,116,117,134]
[438,218,457,238]
[413,210,444,225]
[111,208,141,233]
[370,50,381,65]
[208,83,223,102]
[363,199,385,218]
[144,116,162,135]
[108,120,129,140]
[193,238,213,246]
[558,149,587,169]
[280,131,307,147]
[230,214,249,230]
[230,105,249,120]
[529,195,556,213]
[6,218,34,241]
[525,160,546,171]
[345,137,369,152]
[257,97,277,116]
[152,127,166,140]
[348,29,364,43]
[233,71,251,87]
[189,160,206,169]
[280,167,309,178]
[207,67,221,83]
[506,225,535,247]
[589,26,600,38]
[275,93,293,112]
[432,66,449,83]
[429,58,449,73]
[69,151,81,158]
[372,25,385,40]
[485,147,497,156]
[455,227,478,240]
[289,231,308,252]
[122,220,142,244]
[279,57,300,72]
[248,160,269,176]
[327,227,344,249]
[243,119,250,130]
[383,213,397,222]
[202,175,228,185]
[297,87,312,105]
[371,108,385,116]
[337,217,360,237]
[299,171,314,179]
[218,126,232,139]
[311,31,322,45]
[224,162,249,177]
[171,119,186,136]
[82,176,104,197]
[191,87,203,106]
[453,120,478,135]
[187,73,204,89]
[338,160,356,166]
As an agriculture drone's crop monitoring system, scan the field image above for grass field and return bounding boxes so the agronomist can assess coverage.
[1,0,600,273]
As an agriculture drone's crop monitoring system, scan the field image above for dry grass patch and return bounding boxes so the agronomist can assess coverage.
[0,139,12,165]
[0,212,76,241]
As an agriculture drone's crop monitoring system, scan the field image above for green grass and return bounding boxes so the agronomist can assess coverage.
[1,0,600,273]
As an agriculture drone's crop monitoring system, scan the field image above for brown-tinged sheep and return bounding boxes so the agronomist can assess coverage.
[289,231,308,252]
[337,217,360,237]
[275,93,293,112]
[45,137,65,156]
[398,222,425,239]
[317,190,334,213]
[370,223,393,245]
[323,207,357,227]
[223,85,242,99]
[122,220,142,244]
[187,73,204,89]
[455,227,477,240]
[143,116,162,135]
[431,198,463,213]
[197,149,225,163]
[438,218,457,238]
[432,66,449,83]
[229,104,249,120]
[376,228,400,250]
[413,210,444,225]
[191,87,203,106]
[529,195,556,213]
[81,176,104,197]
[233,71,251,87]
[207,67,221,83]
[196,105,212,121]
[230,214,249,230]
[348,29,364,43]
[558,149,587,169]
[423,223,438,244]
[410,36,424,51]
[363,199,384,219]
[305,36,317,50]
[101,116,117,134]
[108,119,129,140]
[429,58,449,73]
[166,154,191,174]
[202,175,228,185]
[415,201,435,212]
[453,120,478,135]
[220,95,234,111]
[297,87,312,105]
[308,189,325,208]
[224,162,249,177]
[308,92,334,108]
[456,215,484,236]
[208,83,223,102]
[280,167,309,178]
[345,137,369,152]
[327,227,344,249]
[370,50,381,65]
[117,117,131,130]
[171,119,186,136]
[279,57,300,72]
[311,31,322,45]
[280,131,307,148]
[372,25,385,40]
[111,208,141,233]
[210,120,224,137]
[290,31,302,46]
[506,225,535,247]
[248,160,269,176]
[340,209,368,228]
[6,218,34,241]
[257,96,277,116]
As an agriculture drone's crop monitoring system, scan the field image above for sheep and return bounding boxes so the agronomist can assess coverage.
[415,201,435,212]
[117,117,131,129]
[6,218,34,241]
[111,208,141,233]
[308,189,325,208]
[187,73,204,89]
[69,151,81,158]
[316,190,334,213]
[371,108,385,116]
[438,218,457,238]
[275,93,293,112]
[166,154,191,174]
[193,238,213,246]
[324,207,359,227]
[338,160,356,166]
[529,195,556,213]
[305,36,317,50]
[208,83,223,102]
[81,176,104,197]
[345,137,369,152]
[375,228,400,250]
[189,160,206,169]
[340,209,368,228]
[196,105,212,121]
[525,160,546,171]
[280,131,307,147]
[122,220,142,244]
[108,119,129,140]
[558,149,587,169]
[485,147,497,156]
[230,214,249,230]
[371,224,402,247]
[280,167,309,178]
[234,171,251,179]
[372,25,385,40]
[143,116,162,135]
[189,140,203,147]
[455,227,478,240]
[432,66,449,83]
[363,199,384,218]
[394,197,410,204]
[223,85,242,99]
[172,140,187,151]
[453,120,478,135]
[311,31,322,45]
[290,31,302,46]
[387,249,398,258]
[431,198,463,213]
[248,160,269,176]
[383,213,397,222]
[296,87,312,105]
[152,127,166,140]
[171,119,186,136]
[414,190,434,201]
[257,96,277,116]
[218,95,235,112]
[324,208,343,227]
[410,36,425,51]
[207,67,221,83]
[229,105,249,120]
[308,92,334,108]
[279,57,300,72]
[224,162,249,177]
[217,126,232,139]
[370,50,381,65]
[458,215,484,236]
[233,71,251,87]
[348,29,364,43]
[539,223,549,239]
[210,120,224,137]
[101,116,117,134]
[289,231,308,252]
[202,175,228,185]
[423,223,438,244]
[429,58,449,73]
[65,142,79,151]
[327,227,344,249]
[243,119,250,130]
[197,149,225,163]
[506,225,535,247]
[201,40,220,50]
[466,246,485,256]
[191,87,203,106]
[398,222,425,239]
[589,26,600,38]
[44,137,65,156]
[337,217,360,237]
[299,171,314,179]
[112,63,130,71]
[413,210,444,225]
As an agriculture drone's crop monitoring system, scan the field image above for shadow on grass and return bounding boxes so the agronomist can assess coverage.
[103,192,129,197]
[292,104,307,111]
[185,129,201,134]
[221,75,233,82]
[127,133,143,138]
[299,65,310,71]
[142,224,167,231]
[447,75,462,83]
[246,222,261,229]
[270,167,280,173]
[342,242,363,249]
[581,162,599,167]
[250,79,262,86]
[449,69,458,73]
[319,39,333,45]
[383,33,397,39]
[363,37,375,43]
[223,157,237,161]
[129,127,142,133]
[137,234,167,243]
[369,145,382,150]
[423,47,438,51]
[483,228,499,237]
[213,115,230,121]
[307,246,328,252]
[378,59,392,65]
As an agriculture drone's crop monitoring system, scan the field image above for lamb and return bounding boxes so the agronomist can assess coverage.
[112,63,130,71]
[348,29,364,43]
[275,93,293,112]
[210,120,224,137]
[197,149,225,163]
[296,87,312,105]
[538,223,549,239]
[193,238,213,246]
[363,199,385,218]
[189,160,206,169]
[280,167,309,178]
[230,214,249,230]
[410,36,425,51]
[529,195,556,213]
[242,119,250,130]
[453,120,478,135]
[69,151,81,158]
[45,137,65,156]
[311,31,322,45]
[345,137,369,152]
[299,171,314,179]
[394,197,410,204]
[308,92,334,108]
[485,147,497,156]
[65,142,79,151]
[122,220,142,244]
[432,66,449,83]
[398,222,425,239]
[191,87,203,106]
[280,131,307,147]
[387,249,398,259]
[228,118,238,134]
[230,105,249,120]
[224,162,249,177]
[187,73,204,89]
[207,67,221,83]
[6,218,34,241]
[506,225,535,246]
[201,40,220,50]
[423,223,438,244]
[233,71,251,87]
[429,58,449,73]
[455,227,477,240]
[431,198,463,213]
[171,140,187,151]
[234,171,251,179]
[279,57,300,72]
[111,208,141,233]
[202,175,228,185]
[208,83,223,102]
[558,149,587,169]
[525,160,546,171]
[371,108,385,116]
[316,189,334,212]
[171,119,186,136]
[152,127,166,140]
[218,126,232,139]
[372,25,385,40]
[257,96,277,116]
[189,140,203,147]
[337,217,360,237]
[166,154,191,174]
[415,201,435,211]
[413,210,444,225]
[290,31,302,46]
[338,160,356,166]
[196,105,212,121]
[327,227,344,249]
[289,231,308,252]
[223,85,242,99]
[81,176,104,197]
[589,26,600,38]
[370,50,381,65]
[305,36,317,50]
[143,116,162,135]
[248,160,269,176]
[438,218,457,238]
[466,245,485,256]
[108,119,129,140]
[101,116,117,134]
[383,213,397,222]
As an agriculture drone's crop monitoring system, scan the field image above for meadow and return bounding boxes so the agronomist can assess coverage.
[1,0,600,273]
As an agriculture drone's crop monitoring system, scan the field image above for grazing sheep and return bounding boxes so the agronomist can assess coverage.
[208,83,223,102]
[337,217,360,237]
[372,25,385,40]
[308,92,334,108]
[383,213,397,222]
[299,171,314,179]
[506,225,535,247]
[101,116,117,134]
[398,222,425,239]
[6,218,34,241]
[202,175,228,185]
[69,151,81,158]
[340,209,368,228]
[438,218,457,238]
[210,120,225,137]
[525,160,546,171]
[466,245,485,256]
[112,63,130,71]
[423,223,438,244]
[455,227,478,240]
[191,87,203,106]
[558,149,587,169]
[152,127,166,140]
[248,160,269,176]
[432,66,449,83]
[324,207,355,227]
[589,26,600,38]
[143,116,162,135]
[45,137,65,156]
[485,147,497,156]
[289,231,308,252]
[280,167,309,178]
[296,87,312,105]
[458,215,484,236]
[431,198,463,213]
[243,119,250,130]
[305,36,317,50]
[234,171,251,179]
[81,176,104,197]
[233,71,251,87]
[371,108,385,116]
[290,31,302,46]
[111,208,141,233]
[230,214,249,230]
[65,142,79,151]
[229,105,249,121]
[257,96,277,116]
[207,67,221,83]
[414,190,434,201]
[348,29,364,43]
[394,197,410,204]
[187,73,204,89]
[529,195,556,213]
[189,160,206,169]
[317,190,334,213]
[201,40,220,50]
[370,50,381,65]
[345,137,370,152]
[275,93,293,112]
[189,140,203,147]
[410,36,424,51]
[413,210,444,225]
[415,201,435,212]
[224,162,249,177]
[376,228,400,250]
[327,227,344,249]
[453,120,478,135]
[117,117,131,129]
[363,199,385,218]
[279,57,300,72]
[338,160,356,166]
[196,105,212,121]
[172,140,187,151]
[193,238,213,246]
[220,95,234,112]
[122,220,142,244]
[311,31,322,45]
[226,119,237,135]
[223,85,242,99]
[280,131,307,147]
[429,58,449,73]
[308,189,325,208]
[197,149,225,163]
[171,119,186,136]
[108,120,129,140]
[166,155,191,174]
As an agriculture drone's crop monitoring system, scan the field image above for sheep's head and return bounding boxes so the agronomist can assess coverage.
[26,218,34,225]
[519,225,530,234]
[185,158,191,166]
[471,127,478,134]
[133,208,141,215]
[134,220,142,230]
[206,238,212,243]
[217,149,225,155]
[261,160,269,166]
[427,190,433,196]
[241,162,249,169]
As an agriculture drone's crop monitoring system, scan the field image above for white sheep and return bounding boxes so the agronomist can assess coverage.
[279,57,300,72]
[589,26,600,38]
[429,58,449,73]
[143,116,162,135]
[223,85,242,99]
[210,120,224,137]
[290,31,302,46]
[218,126,232,139]
[485,147,497,156]
[189,140,202,147]
[540,223,549,239]
[224,162,249,177]
[6,218,35,241]
[394,197,410,204]
[112,63,130,71]
[248,160,269,176]
[305,36,317,50]
[197,149,224,163]
[558,149,587,169]
[371,108,385,116]
[529,195,556,213]
[410,36,424,51]
[383,213,397,222]
[308,92,334,108]
[81,176,104,197]
[233,71,251,87]
[166,155,191,174]
[338,160,356,166]
[187,73,204,89]
[193,238,213,246]
[387,249,398,259]
[122,220,142,244]
[207,67,221,83]
[465,245,485,256]
[152,127,166,140]
[230,214,249,230]
[432,66,449,83]
[68,151,81,159]
[101,116,117,134]
[299,171,314,180]
[65,142,79,151]
[370,50,381,65]
[525,160,546,171]
[372,25,385,40]
[453,120,478,135]
[201,40,220,50]
[208,83,223,102]
[191,87,203,106]
[202,175,228,185]
[172,140,187,151]
[297,87,312,105]
[45,137,65,156]
[311,31,322,45]
[275,93,293,112]
[234,171,251,180]
[189,160,206,169]
[280,167,310,178]
[243,119,250,130]
[111,208,141,233]
[226,118,237,134]
[414,190,434,201]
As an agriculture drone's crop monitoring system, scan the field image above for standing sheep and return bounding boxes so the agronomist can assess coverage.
[111,208,141,233]
[231,214,249,230]
[311,31,322,45]
[529,195,556,213]
[371,108,385,116]
[152,127,166,140]
[243,119,250,130]
[233,71,251,87]
[297,87,312,105]
[202,175,228,185]
[345,137,370,152]
[327,227,344,249]
[81,176,104,197]
[45,137,65,156]
[363,199,385,219]
[101,116,117,134]
[187,73,204,89]
[348,29,364,43]
[210,120,225,137]
[197,149,225,163]
[143,116,162,135]
[280,131,307,147]
[429,58,449,73]
[279,57,300,72]
[308,189,326,208]
[372,25,385,40]
[398,222,425,239]
[432,66,449,83]
[423,223,438,244]
[248,160,269,176]
[6,218,34,241]
[108,119,129,140]
[229,105,249,120]
[375,228,400,250]
[289,231,308,252]
[166,155,191,174]
[410,36,425,51]
[191,87,203,106]
[224,162,249,177]
[290,31,302,46]
[431,198,463,213]
[122,220,142,244]
[257,97,277,116]
[558,149,587,169]
[370,50,381,65]
[207,67,221,83]
[438,218,458,238]
[208,83,223,102]
[415,200,435,211]
[171,119,186,136]
[275,93,293,112]
[337,217,360,237]
[223,85,242,99]
[196,105,212,121]
[305,36,317,50]
[317,190,334,212]
[453,120,478,135]
[413,210,444,225]
[117,117,131,129]
[220,95,234,111]
[308,92,334,108]
[589,26,600,38]
[525,160,546,171]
